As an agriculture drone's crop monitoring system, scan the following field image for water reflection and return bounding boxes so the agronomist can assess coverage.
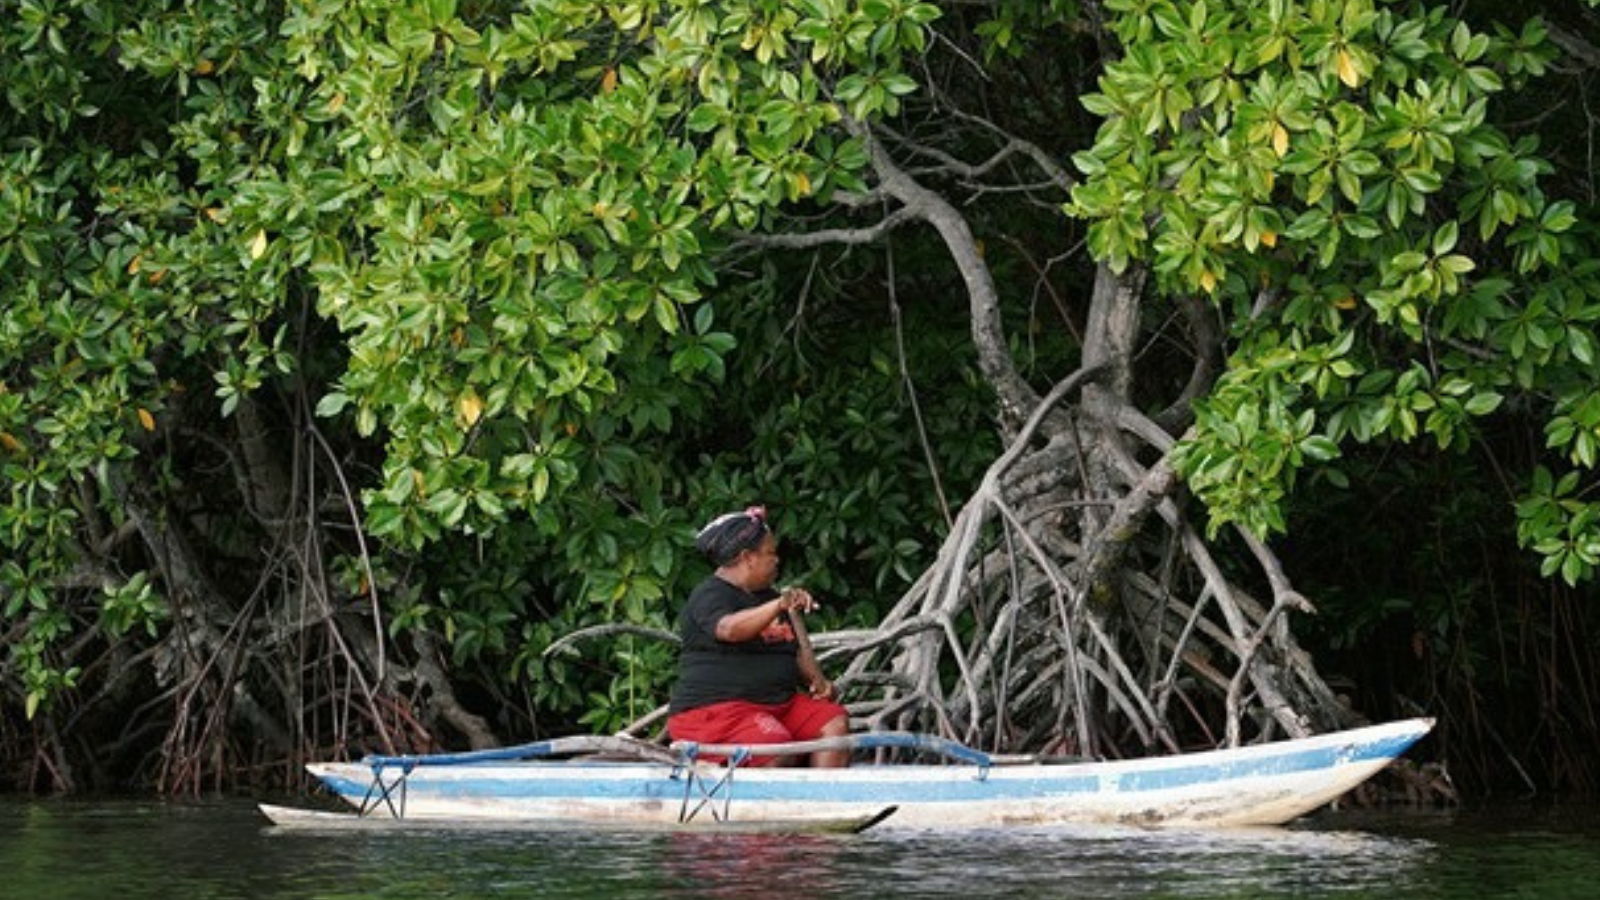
[658,832,849,899]
[834,824,1438,899]
[4,800,1600,900]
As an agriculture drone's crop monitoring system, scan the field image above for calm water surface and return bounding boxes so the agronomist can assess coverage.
[2,798,1597,899]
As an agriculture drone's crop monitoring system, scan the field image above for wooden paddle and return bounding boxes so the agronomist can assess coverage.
[782,587,834,701]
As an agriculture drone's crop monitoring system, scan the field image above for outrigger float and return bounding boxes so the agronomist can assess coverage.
[259,717,1434,833]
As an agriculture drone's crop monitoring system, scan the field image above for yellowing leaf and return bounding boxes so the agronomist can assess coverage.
[1336,49,1360,89]
[137,408,156,431]
[1334,295,1358,310]
[1260,231,1278,249]
[0,431,23,454]
[127,253,143,275]
[203,207,226,223]
[457,391,484,427]
[196,59,215,76]
[147,268,167,285]
[601,67,618,94]
[1272,123,1289,157]
[794,171,811,197]
[1199,270,1218,293]
[249,229,268,260]
[327,91,346,115]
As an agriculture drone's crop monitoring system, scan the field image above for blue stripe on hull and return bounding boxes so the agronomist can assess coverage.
[320,728,1424,808]
[1114,730,1419,793]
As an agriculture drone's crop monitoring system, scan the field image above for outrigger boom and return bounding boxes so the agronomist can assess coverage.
[340,731,1011,828]
[357,731,1034,771]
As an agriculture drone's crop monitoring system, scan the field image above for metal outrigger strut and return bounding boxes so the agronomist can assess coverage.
[673,746,751,824]
[356,763,412,819]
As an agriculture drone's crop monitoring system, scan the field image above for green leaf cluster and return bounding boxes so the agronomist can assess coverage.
[255,0,942,547]
[1070,1,1600,585]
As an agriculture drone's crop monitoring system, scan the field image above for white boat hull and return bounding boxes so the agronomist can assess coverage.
[293,718,1432,830]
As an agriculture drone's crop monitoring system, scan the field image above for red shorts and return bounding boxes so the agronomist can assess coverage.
[667,695,847,765]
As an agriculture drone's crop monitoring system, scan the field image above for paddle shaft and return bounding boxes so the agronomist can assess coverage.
[786,603,831,699]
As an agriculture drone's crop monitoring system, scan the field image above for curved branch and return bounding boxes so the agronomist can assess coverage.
[733,206,919,250]
[308,423,387,685]
[988,366,1106,489]
[880,122,1078,195]
[850,117,1040,427]
[543,623,680,658]
[1547,19,1600,70]
[1152,292,1223,434]
[816,614,950,660]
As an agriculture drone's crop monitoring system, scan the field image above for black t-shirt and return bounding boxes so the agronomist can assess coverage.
[668,576,802,713]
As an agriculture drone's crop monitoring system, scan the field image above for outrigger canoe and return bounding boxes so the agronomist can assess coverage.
[260,717,1433,832]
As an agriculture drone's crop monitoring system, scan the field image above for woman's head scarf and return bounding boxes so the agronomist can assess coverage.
[695,505,770,567]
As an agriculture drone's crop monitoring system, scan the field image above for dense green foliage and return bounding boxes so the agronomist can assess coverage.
[1068,3,1598,582]
[3,0,1600,792]
[1,0,992,749]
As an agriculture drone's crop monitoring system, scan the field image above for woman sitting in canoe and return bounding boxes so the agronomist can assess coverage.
[666,506,850,767]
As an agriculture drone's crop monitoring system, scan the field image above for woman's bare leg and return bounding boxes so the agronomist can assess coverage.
[809,715,850,768]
